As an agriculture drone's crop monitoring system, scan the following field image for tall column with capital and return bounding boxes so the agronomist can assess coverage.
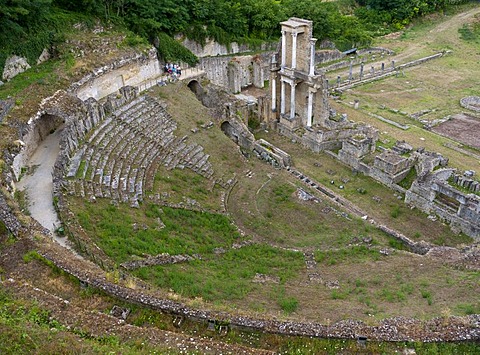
[280,80,286,115]
[291,32,298,69]
[271,77,276,111]
[281,31,286,67]
[307,91,314,126]
[290,82,296,119]
[309,38,317,76]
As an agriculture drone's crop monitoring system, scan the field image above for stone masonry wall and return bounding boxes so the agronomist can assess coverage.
[37,237,479,342]
[199,52,272,93]
[179,36,277,58]
[71,48,160,101]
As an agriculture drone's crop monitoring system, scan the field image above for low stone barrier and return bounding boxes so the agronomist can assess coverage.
[460,96,480,112]
[36,239,479,342]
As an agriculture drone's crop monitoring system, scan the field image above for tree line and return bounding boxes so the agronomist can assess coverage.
[0,0,474,71]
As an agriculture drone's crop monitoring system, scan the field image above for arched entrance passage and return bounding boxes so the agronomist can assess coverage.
[221,121,239,144]
[187,80,204,99]
[34,113,64,142]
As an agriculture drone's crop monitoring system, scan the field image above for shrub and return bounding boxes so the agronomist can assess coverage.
[278,296,298,314]
[390,205,401,218]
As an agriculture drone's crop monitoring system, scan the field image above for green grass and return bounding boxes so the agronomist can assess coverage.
[0,289,164,354]
[133,244,304,302]
[315,246,381,265]
[75,160,86,179]
[458,21,480,44]
[0,60,59,100]
[398,167,417,190]
[237,174,392,249]
[73,199,242,263]
[278,296,299,314]
[455,302,480,315]
[152,168,222,210]
[257,131,473,247]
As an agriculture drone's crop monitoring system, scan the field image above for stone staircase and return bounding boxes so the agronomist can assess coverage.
[67,95,214,206]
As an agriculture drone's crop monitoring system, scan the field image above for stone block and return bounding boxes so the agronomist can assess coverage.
[2,55,31,81]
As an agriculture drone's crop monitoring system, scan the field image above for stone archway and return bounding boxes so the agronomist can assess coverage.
[221,121,239,144]
[34,113,65,142]
[188,80,204,99]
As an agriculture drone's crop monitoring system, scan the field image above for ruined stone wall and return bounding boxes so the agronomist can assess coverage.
[405,169,480,238]
[374,153,411,176]
[179,36,276,58]
[460,96,480,112]
[199,52,272,93]
[36,234,479,342]
[12,91,86,180]
[315,49,343,64]
[253,139,292,167]
[221,101,255,151]
[452,173,480,193]
[71,48,160,101]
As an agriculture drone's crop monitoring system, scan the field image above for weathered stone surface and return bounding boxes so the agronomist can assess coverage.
[2,55,31,81]
[0,194,23,237]
[460,96,480,113]
[0,98,14,123]
[36,48,50,65]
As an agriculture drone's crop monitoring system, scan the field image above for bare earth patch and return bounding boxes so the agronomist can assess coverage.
[433,113,480,149]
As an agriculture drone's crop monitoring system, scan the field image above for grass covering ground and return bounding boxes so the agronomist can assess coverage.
[30,2,475,338]
[255,131,472,247]
[228,166,396,248]
[65,80,478,323]
[151,167,223,212]
[133,244,304,305]
[329,6,480,172]
[71,198,243,262]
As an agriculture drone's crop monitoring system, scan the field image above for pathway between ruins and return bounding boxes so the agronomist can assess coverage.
[16,127,68,248]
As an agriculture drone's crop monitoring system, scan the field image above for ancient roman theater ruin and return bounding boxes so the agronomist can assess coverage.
[2,17,479,345]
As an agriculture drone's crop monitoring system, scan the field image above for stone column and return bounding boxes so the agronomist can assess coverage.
[280,80,286,115]
[290,81,296,119]
[291,32,298,69]
[281,31,287,67]
[309,38,317,76]
[271,77,276,111]
[307,90,314,127]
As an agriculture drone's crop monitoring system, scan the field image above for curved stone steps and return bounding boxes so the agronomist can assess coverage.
[68,94,215,206]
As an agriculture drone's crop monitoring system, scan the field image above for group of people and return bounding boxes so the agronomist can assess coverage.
[164,63,182,79]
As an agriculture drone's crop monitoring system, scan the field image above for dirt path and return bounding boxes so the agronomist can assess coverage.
[393,6,480,62]
[16,128,68,247]
[327,6,480,80]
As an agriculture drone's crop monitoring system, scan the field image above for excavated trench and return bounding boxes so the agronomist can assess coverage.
[15,114,69,248]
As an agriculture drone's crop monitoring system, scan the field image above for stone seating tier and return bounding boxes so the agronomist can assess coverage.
[67,94,215,205]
